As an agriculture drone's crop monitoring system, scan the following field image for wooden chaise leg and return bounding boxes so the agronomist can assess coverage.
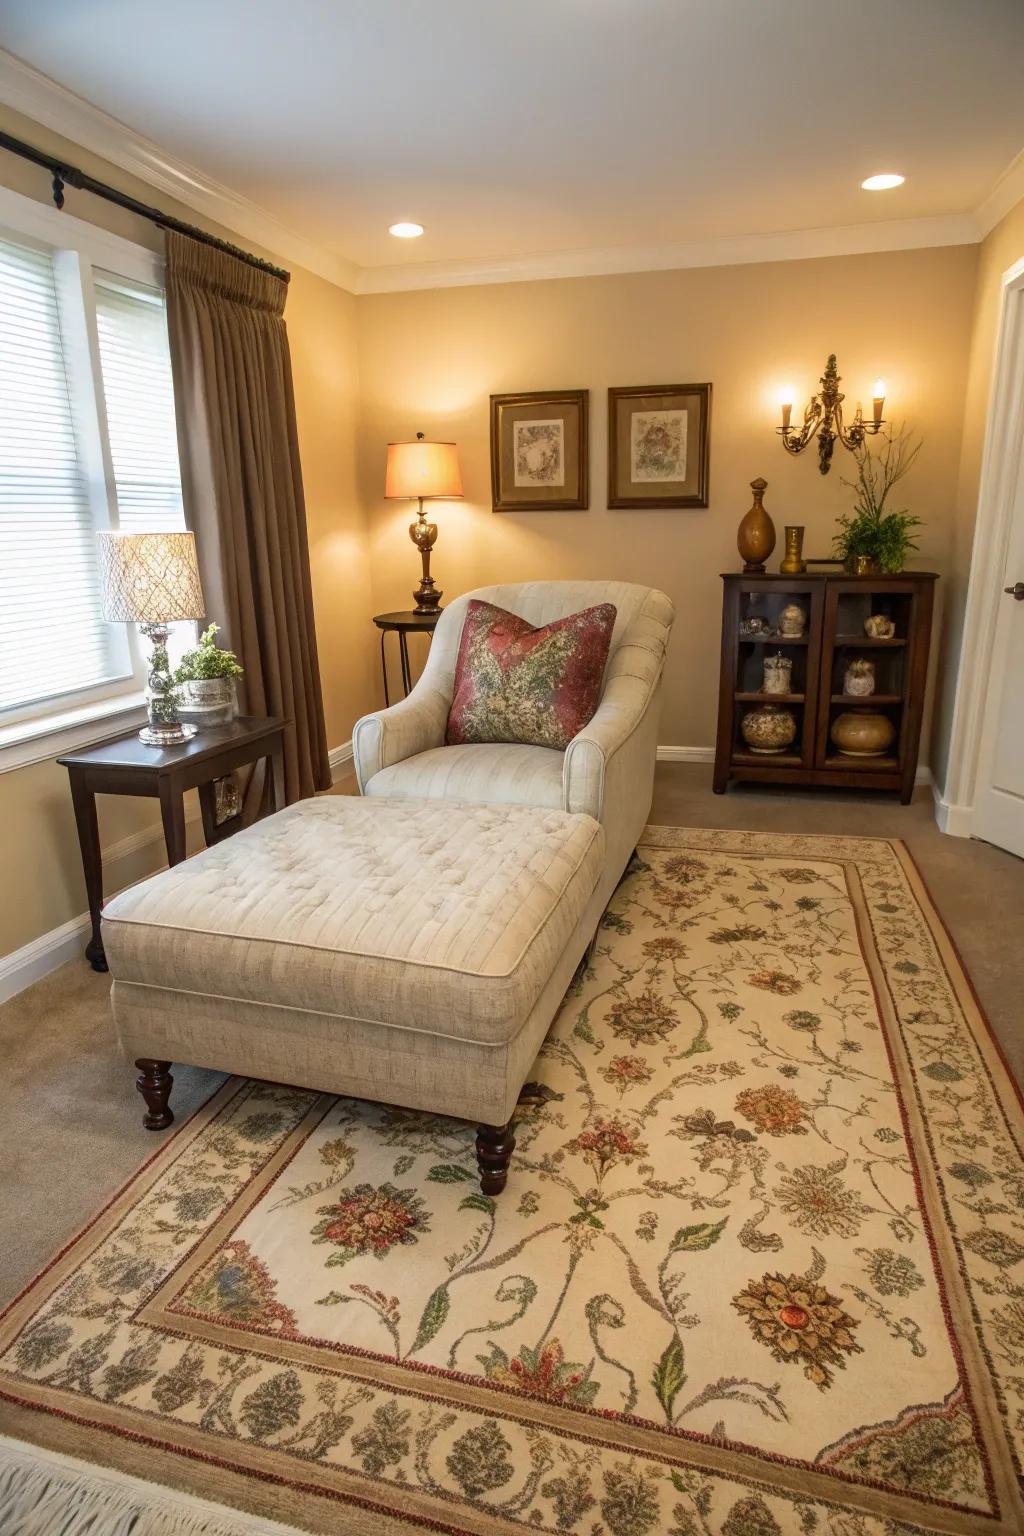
[135,1059,174,1131]
[475,1118,516,1195]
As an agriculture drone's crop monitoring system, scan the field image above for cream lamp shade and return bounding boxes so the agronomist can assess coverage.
[97,531,206,624]
[385,438,463,500]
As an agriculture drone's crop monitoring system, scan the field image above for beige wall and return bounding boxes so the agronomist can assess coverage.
[931,197,1024,794]
[0,104,376,961]
[356,247,978,746]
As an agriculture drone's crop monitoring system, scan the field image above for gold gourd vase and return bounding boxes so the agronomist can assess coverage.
[737,478,776,573]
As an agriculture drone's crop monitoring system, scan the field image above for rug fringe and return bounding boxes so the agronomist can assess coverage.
[0,1435,306,1536]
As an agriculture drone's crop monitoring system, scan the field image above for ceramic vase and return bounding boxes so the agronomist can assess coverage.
[741,704,797,754]
[762,653,793,695]
[830,710,895,757]
[737,478,776,573]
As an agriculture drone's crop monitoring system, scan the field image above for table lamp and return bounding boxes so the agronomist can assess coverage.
[97,530,207,746]
[385,432,463,612]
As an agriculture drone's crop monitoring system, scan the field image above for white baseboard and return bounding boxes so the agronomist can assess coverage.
[328,740,354,784]
[0,808,204,1007]
[932,780,974,837]
[656,745,715,763]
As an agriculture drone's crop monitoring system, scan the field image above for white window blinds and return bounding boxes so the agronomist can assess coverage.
[94,274,185,534]
[0,237,117,714]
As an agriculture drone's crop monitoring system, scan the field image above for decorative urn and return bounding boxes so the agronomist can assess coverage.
[741,704,797,755]
[737,478,776,573]
[830,709,895,757]
[864,613,896,639]
[762,652,793,695]
[842,658,876,697]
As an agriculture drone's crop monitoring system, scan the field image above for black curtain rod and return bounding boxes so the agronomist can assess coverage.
[0,129,290,283]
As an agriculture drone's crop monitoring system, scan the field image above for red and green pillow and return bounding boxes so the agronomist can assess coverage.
[446,598,616,751]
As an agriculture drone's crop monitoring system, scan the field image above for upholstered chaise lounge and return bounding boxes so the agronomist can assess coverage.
[103,582,674,1193]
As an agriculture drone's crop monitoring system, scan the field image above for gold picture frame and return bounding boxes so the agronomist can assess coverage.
[490,389,589,512]
[608,383,711,508]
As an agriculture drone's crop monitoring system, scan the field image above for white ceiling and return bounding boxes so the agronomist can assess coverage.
[0,0,1022,284]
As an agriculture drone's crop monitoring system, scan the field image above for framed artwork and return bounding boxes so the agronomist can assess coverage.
[608,383,711,508]
[490,389,589,511]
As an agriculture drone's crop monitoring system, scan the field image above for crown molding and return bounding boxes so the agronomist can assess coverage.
[974,148,1024,240]
[2,48,1022,299]
[0,50,358,291]
[355,213,980,294]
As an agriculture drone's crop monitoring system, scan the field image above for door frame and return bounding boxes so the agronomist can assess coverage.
[940,255,1024,837]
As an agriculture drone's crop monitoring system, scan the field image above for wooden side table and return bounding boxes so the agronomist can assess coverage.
[59,715,288,973]
[372,610,441,704]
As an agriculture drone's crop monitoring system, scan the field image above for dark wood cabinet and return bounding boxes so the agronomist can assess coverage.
[713,572,937,803]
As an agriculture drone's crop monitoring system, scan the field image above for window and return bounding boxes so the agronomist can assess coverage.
[0,188,188,765]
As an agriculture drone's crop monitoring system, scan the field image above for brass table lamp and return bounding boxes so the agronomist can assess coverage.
[385,433,463,613]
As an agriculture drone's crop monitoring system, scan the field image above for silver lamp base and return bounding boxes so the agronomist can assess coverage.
[138,720,197,747]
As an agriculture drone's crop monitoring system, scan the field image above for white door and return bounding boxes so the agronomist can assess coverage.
[972,382,1024,857]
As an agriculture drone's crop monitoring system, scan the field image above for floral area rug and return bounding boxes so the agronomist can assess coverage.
[1,827,1022,1536]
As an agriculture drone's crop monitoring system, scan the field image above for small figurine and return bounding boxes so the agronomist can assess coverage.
[740,614,771,638]
[779,603,807,638]
[864,613,896,639]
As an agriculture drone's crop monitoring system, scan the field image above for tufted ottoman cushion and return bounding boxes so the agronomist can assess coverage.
[103,796,606,1146]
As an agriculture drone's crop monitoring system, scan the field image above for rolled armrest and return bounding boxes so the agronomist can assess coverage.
[352,690,450,792]
[563,671,659,821]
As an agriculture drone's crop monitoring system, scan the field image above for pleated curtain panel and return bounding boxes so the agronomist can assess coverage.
[164,230,331,803]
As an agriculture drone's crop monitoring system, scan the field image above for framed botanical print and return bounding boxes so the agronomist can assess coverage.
[608,383,711,508]
[490,389,589,511]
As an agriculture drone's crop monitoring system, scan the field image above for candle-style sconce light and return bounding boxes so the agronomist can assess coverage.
[777,354,885,475]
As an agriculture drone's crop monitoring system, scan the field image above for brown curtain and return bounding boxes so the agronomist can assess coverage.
[164,230,331,803]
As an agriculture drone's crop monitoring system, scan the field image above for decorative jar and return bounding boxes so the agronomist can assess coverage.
[741,704,797,755]
[762,652,793,695]
[842,658,876,697]
[864,613,896,639]
[830,710,895,757]
[778,603,807,637]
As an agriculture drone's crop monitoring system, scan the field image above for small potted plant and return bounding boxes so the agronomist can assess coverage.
[174,623,243,727]
[833,424,923,575]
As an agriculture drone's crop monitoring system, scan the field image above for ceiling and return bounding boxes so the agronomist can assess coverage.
[0,0,1022,284]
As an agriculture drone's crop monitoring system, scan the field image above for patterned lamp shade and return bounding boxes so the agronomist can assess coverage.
[97,531,206,624]
[385,439,463,499]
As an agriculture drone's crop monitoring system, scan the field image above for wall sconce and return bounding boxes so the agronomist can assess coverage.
[777,354,885,475]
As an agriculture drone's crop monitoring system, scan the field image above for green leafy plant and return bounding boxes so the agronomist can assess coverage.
[833,424,923,574]
[173,623,243,683]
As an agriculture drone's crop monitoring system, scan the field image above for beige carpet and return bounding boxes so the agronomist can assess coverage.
[2,826,1022,1535]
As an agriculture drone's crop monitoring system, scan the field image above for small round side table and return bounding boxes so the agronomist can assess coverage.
[372,610,441,705]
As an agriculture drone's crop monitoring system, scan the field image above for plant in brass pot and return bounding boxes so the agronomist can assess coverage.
[833,424,923,575]
[174,623,243,727]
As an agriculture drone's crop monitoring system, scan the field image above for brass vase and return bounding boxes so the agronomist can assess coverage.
[737,478,776,573]
[780,525,806,574]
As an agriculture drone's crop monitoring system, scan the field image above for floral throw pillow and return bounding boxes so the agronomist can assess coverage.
[446,598,617,750]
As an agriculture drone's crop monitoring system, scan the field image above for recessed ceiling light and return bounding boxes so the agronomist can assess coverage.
[389,221,424,238]
[861,173,905,192]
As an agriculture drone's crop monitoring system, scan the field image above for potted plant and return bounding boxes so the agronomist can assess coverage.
[833,424,923,575]
[173,623,243,727]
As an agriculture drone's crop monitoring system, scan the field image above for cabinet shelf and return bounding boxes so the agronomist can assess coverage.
[834,636,906,648]
[732,750,804,768]
[824,754,899,772]
[830,693,902,705]
[740,634,809,645]
[735,691,804,703]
